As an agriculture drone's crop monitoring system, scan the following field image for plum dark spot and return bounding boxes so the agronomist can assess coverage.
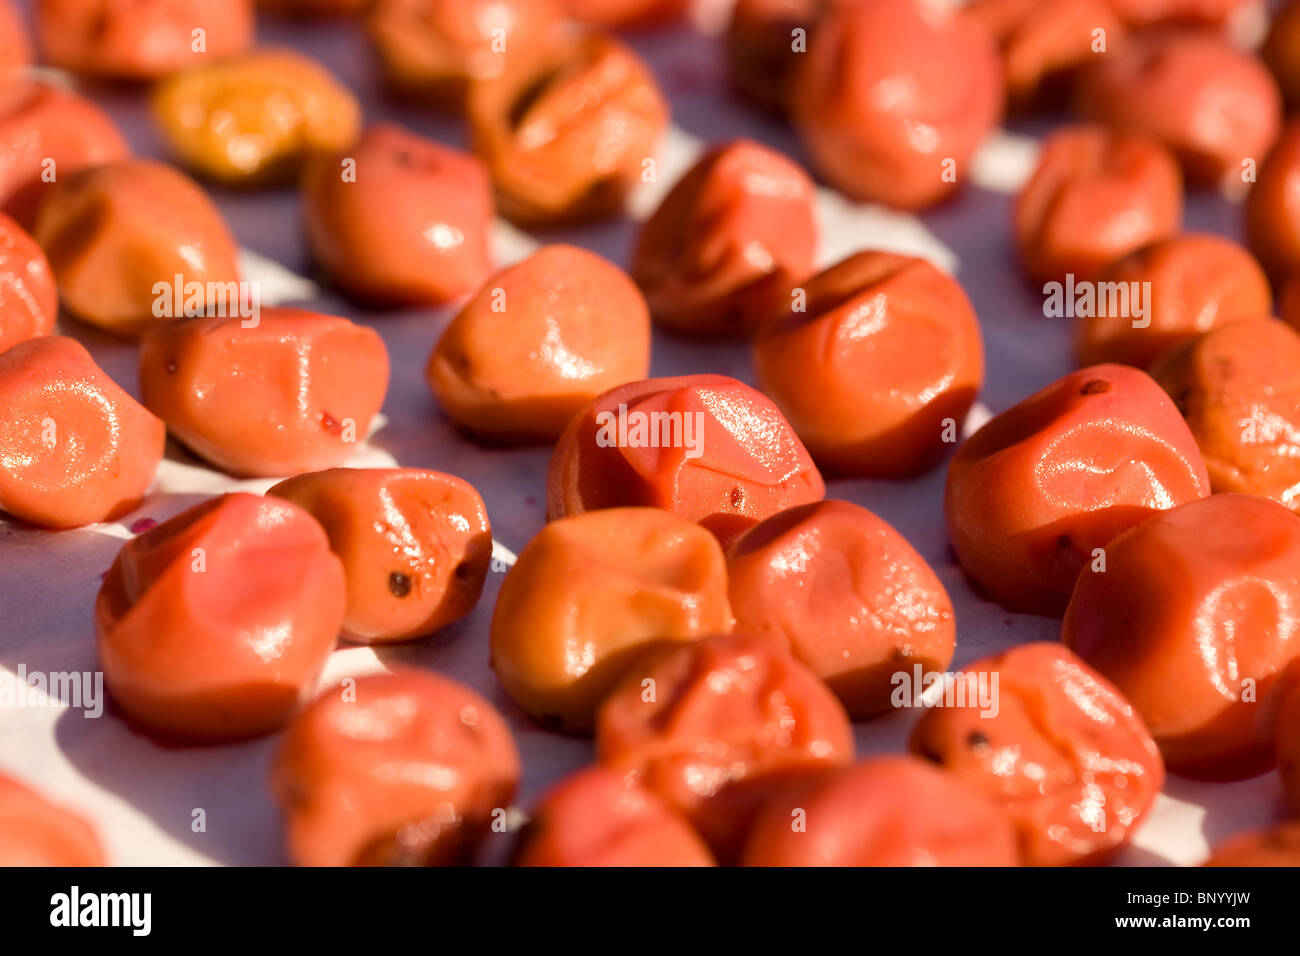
[1057,534,1072,550]
[1080,379,1112,396]
[968,731,990,750]
[388,572,412,598]
[453,561,473,582]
